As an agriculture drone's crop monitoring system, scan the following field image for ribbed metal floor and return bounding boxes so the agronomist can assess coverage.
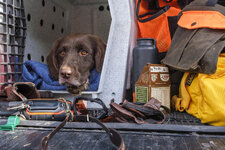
[0,101,225,149]
[0,126,225,150]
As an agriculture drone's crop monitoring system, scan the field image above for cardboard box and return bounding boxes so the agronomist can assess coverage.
[135,64,171,109]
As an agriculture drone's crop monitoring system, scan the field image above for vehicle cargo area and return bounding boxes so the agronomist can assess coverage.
[0,0,225,149]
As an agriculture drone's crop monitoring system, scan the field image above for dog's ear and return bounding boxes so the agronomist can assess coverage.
[46,38,62,80]
[90,35,106,72]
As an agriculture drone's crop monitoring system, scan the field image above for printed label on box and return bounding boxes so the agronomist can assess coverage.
[135,86,148,103]
[160,74,170,82]
[150,66,168,73]
[135,64,171,109]
[151,74,158,82]
[151,87,170,109]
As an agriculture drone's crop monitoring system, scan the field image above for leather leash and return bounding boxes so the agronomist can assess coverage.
[75,115,125,150]
[39,113,71,150]
[39,97,125,150]
[39,98,73,150]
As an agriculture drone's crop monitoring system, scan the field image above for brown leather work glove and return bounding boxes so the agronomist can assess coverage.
[4,82,40,101]
[109,97,166,124]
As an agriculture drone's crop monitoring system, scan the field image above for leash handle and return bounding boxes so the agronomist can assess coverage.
[39,114,70,150]
[39,98,72,150]
[75,115,126,150]
[39,97,125,150]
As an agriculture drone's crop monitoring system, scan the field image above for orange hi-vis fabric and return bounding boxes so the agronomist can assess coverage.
[158,0,180,8]
[161,0,225,74]
[178,11,225,29]
[136,0,181,53]
[172,54,225,126]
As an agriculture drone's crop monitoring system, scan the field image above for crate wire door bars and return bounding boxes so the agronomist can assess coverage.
[0,0,26,95]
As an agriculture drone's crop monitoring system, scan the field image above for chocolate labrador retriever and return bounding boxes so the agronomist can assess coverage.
[47,34,106,94]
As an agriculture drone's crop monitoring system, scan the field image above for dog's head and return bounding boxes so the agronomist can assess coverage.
[47,34,106,94]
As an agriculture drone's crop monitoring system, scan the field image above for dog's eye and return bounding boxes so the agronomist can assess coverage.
[79,50,88,56]
[59,51,66,57]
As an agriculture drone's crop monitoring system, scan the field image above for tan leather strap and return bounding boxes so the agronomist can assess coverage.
[39,97,125,150]
[75,115,125,150]
[39,114,71,150]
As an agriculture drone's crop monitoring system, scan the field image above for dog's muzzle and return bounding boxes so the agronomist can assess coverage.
[66,79,89,95]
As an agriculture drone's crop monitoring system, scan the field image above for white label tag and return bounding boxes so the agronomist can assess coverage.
[150,66,169,73]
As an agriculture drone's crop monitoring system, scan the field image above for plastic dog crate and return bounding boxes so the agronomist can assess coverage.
[0,0,26,93]
[0,0,137,107]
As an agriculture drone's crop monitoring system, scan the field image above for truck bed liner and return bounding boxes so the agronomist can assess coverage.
[0,111,225,150]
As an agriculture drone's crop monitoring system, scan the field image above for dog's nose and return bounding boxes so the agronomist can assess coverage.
[60,66,72,79]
